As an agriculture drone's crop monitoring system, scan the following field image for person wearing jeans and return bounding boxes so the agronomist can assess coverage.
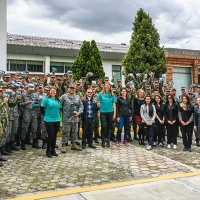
[41,87,61,158]
[140,96,156,150]
[98,83,117,148]
[116,88,132,147]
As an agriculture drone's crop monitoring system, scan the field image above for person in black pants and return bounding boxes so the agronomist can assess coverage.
[153,95,165,147]
[81,88,99,149]
[178,94,194,152]
[164,94,178,150]
[41,87,62,158]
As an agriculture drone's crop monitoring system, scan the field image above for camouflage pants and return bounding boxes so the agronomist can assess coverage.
[0,118,8,147]
[37,114,47,140]
[21,111,37,140]
[7,118,19,143]
[61,121,78,144]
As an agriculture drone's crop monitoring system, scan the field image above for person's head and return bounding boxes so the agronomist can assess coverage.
[28,87,34,94]
[48,87,59,100]
[154,95,163,105]
[171,88,176,96]
[188,91,194,99]
[153,89,159,97]
[86,88,93,98]
[0,88,2,96]
[50,75,56,83]
[117,80,122,87]
[68,84,76,95]
[144,95,151,105]
[91,85,96,94]
[196,97,200,106]
[104,77,109,84]
[182,94,189,104]
[39,85,44,93]
[166,94,175,104]
[102,83,113,96]
[97,79,103,86]
[120,87,127,97]
[181,87,187,95]
[137,89,145,99]
[56,78,62,85]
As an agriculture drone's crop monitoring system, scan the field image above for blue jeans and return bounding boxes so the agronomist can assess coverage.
[116,116,130,141]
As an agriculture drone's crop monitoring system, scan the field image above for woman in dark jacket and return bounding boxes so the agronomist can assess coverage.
[178,94,193,152]
[153,95,165,147]
[134,89,145,145]
[116,88,132,147]
[164,94,178,149]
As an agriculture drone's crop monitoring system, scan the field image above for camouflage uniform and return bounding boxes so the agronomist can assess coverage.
[20,91,40,141]
[60,93,83,144]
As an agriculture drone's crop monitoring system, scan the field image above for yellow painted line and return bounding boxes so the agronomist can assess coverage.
[8,171,200,200]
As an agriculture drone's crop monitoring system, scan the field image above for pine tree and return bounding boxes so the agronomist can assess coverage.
[122,8,167,79]
[70,40,105,82]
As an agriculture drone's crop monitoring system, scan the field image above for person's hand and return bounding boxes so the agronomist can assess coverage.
[160,120,164,124]
[194,126,197,131]
[97,102,100,107]
[149,122,152,126]
[113,114,116,120]
[17,95,22,100]
[129,117,132,121]
[74,111,80,117]
[117,117,120,122]
[98,112,100,118]
[3,97,8,103]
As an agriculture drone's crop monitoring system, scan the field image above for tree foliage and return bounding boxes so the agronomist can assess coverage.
[70,40,105,82]
[122,8,167,78]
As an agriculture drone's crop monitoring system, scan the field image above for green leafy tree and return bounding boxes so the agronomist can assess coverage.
[70,40,105,82]
[122,8,167,79]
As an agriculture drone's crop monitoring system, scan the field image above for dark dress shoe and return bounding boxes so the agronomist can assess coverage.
[32,144,41,149]
[139,140,142,145]
[97,134,101,139]
[42,143,46,149]
[106,141,110,148]
[1,149,11,155]
[110,138,116,142]
[102,140,105,148]
[46,151,52,158]
[88,144,96,149]
[11,145,20,151]
[134,136,139,140]
[0,162,3,167]
[127,138,133,142]
[82,143,86,149]
[51,150,58,156]
[94,138,99,143]
[0,156,7,162]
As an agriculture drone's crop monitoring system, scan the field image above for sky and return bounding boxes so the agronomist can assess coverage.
[7,0,200,50]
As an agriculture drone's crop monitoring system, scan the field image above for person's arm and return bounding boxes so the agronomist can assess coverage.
[116,98,120,119]
[113,102,116,120]
[151,105,156,123]
[188,113,193,124]
[140,105,147,123]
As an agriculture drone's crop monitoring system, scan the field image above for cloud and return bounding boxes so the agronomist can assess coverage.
[7,0,200,49]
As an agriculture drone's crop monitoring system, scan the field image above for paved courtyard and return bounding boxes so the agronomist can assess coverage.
[0,136,200,200]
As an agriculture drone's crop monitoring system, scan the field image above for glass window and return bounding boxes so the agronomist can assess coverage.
[9,60,26,71]
[27,61,43,72]
[65,62,72,73]
[50,62,64,73]
[112,65,121,84]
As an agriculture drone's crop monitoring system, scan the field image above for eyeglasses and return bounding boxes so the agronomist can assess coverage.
[87,92,93,93]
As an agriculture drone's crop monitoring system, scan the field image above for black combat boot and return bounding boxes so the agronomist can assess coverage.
[15,135,21,146]
[82,141,86,149]
[42,139,46,149]
[10,141,20,151]
[1,146,11,155]
[106,139,110,148]
[102,139,106,148]
[5,143,13,153]
[21,140,26,150]
[0,148,7,162]
[0,162,3,167]
[32,139,41,149]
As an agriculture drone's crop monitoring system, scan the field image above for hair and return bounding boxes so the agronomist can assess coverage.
[144,95,153,117]
[136,89,145,98]
[154,94,164,105]
[102,83,114,97]
[166,94,175,105]
[181,94,193,112]
[120,87,128,96]
[48,86,59,101]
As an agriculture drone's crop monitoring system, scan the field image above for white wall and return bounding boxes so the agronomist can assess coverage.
[0,0,7,72]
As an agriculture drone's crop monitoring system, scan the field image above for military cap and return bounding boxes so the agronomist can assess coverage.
[163,84,168,87]
[146,85,151,90]
[82,77,86,80]
[56,77,62,81]
[91,83,97,87]
[117,79,121,82]
[75,81,80,85]
[166,88,171,92]
[97,79,103,82]
[4,73,10,78]
[39,85,44,89]
[1,82,7,88]
[171,88,176,91]
[154,79,158,83]
[66,78,71,82]
[50,74,56,78]
[44,86,50,91]
[112,88,116,92]
[0,86,2,90]
[168,82,174,85]
[69,83,76,88]
[188,90,193,94]
[197,85,200,88]
[181,86,186,90]
[104,77,109,81]
[28,83,35,88]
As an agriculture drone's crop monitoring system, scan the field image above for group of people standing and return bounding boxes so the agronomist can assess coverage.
[1,70,200,167]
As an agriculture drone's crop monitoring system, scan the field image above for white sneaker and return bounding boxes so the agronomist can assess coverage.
[167,144,171,149]
[173,144,177,149]
[147,145,152,150]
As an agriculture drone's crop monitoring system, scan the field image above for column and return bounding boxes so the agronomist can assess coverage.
[0,0,7,73]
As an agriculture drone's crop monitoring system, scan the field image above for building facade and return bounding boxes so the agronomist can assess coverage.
[5,34,200,95]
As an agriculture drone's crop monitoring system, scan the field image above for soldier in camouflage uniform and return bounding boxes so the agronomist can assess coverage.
[19,84,40,150]
[0,87,9,166]
[56,77,64,97]
[44,74,60,96]
[60,83,83,152]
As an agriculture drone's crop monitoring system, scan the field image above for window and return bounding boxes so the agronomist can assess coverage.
[112,65,121,84]
[50,62,72,73]
[27,61,43,72]
[7,59,44,72]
